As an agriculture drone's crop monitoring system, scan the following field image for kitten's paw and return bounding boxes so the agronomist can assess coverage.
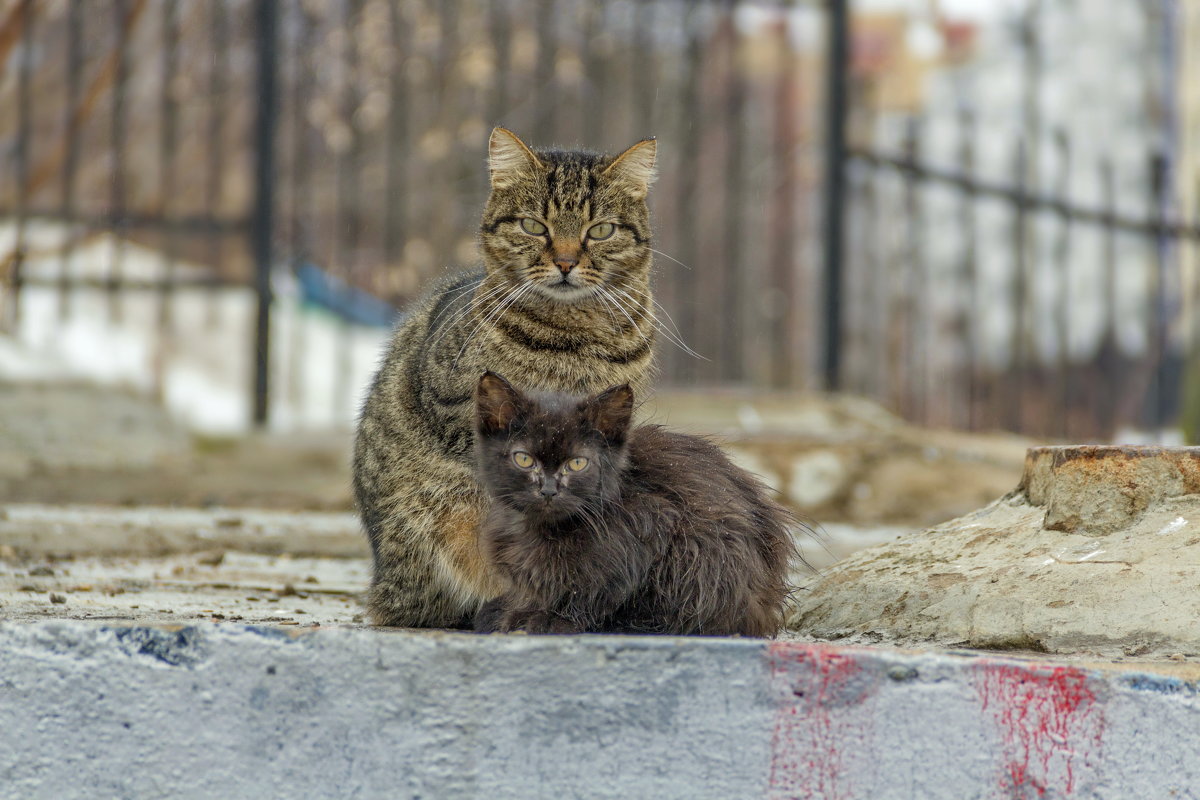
[523,613,585,635]
[473,598,508,633]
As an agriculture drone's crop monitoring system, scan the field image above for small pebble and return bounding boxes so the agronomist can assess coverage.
[197,551,226,567]
[49,593,66,604]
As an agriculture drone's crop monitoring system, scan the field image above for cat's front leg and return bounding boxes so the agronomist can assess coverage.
[473,597,508,633]
[521,611,585,635]
[473,599,545,633]
[483,604,584,634]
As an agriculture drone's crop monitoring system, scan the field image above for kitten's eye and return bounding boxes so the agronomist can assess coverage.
[586,222,615,241]
[519,218,547,236]
[512,451,536,469]
[565,457,589,472]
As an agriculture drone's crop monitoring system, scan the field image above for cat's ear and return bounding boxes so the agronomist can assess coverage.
[476,371,524,434]
[583,384,635,444]
[488,127,543,190]
[603,138,657,199]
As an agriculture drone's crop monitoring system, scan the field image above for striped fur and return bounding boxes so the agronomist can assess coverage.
[353,129,659,627]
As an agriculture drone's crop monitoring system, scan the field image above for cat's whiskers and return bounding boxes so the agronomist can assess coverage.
[623,283,689,343]
[622,287,706,361]
[591,288,622,333]
[606,284,707,361]
[426,280,514,352]
[431,276,486,314]
[454,281,537,368]
[447,282,523,366]
[592,286,634,333]
[596,285,664,354]
[648,247,692,271]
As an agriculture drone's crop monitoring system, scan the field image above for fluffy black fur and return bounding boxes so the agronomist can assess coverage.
[473,372,798,637]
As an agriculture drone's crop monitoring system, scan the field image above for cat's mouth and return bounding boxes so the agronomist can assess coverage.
[539,278,596,303]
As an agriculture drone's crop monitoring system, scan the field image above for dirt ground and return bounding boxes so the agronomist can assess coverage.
[0,380,1032,629]
[0,501,900,626]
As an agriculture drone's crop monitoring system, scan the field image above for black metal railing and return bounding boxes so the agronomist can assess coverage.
[2,0,1196,441]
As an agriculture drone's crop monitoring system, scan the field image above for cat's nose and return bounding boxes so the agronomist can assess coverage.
[539,480,559,499]
[553,254,578,275]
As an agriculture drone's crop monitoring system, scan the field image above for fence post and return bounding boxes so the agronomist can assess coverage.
[252,0,279,427]
[821,0,850,391]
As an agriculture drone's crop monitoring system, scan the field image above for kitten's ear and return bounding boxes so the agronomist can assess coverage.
[488,127,543,190]
[583,384,635,444]
[602,138,657,199]
[476,372,524,434]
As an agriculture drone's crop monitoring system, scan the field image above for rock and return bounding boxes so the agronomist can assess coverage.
[642,389,1030,528]
[787,450,852,508]
[789,446,1200,659]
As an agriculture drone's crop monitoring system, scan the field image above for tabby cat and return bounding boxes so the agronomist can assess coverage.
[354,128,659,627]
[472,372,798,637]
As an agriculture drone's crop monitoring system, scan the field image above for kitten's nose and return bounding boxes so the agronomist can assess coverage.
[553,254,578,275]
[539,479,559,499]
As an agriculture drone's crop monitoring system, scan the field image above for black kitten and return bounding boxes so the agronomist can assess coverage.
[472,372,799,637]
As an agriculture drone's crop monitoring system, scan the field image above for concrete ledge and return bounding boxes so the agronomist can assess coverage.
[2,622,1198,798]
[0,504,366,559]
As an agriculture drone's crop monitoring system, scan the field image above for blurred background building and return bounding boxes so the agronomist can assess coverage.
[1,0,1198,440]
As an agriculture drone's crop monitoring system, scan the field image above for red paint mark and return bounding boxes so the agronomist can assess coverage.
[975,663,1105,797]
[767,642,875,800]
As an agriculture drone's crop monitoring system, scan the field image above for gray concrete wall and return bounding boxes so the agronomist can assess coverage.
[1,622,1198,799]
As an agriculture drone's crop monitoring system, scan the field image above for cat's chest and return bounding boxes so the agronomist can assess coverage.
[466,339,644,398]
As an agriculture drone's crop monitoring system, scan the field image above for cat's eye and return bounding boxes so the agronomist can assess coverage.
[512,451,536,469]
[519,218,547,236]
[586,222,615,240]
[565,457,589,472]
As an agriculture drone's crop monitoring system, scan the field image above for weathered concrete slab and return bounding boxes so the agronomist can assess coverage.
[791,446,1200,659]
[1,622,1197,799]
[0,550,369,626]
[0,382,189,478]
[0,504,367,559]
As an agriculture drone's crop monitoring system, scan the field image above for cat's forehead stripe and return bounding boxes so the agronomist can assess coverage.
[538,151,604,204]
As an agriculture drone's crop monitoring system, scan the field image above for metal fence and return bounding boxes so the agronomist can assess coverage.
[834,2,1200,441]
[1,0,1198,440]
